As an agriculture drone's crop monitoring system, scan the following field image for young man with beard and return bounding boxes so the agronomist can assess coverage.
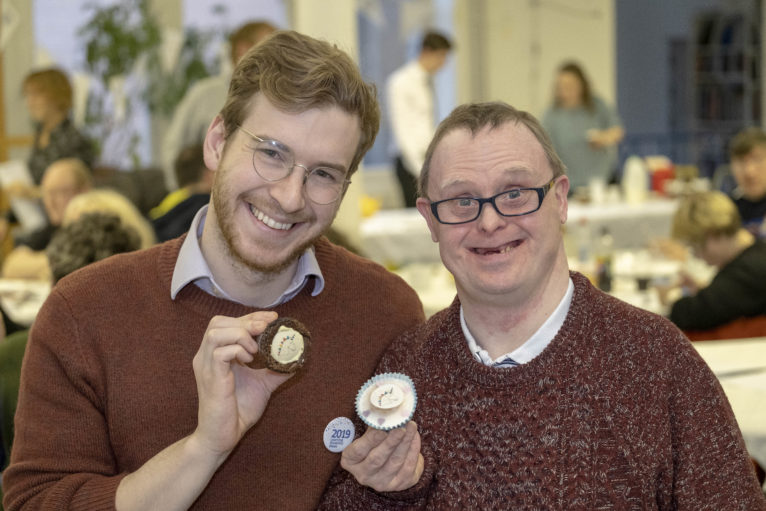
[3,31,424,511]
[319,102,765,510]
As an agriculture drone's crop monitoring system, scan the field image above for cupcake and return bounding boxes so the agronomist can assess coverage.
[257,317,310,373]
[356,373,417,431]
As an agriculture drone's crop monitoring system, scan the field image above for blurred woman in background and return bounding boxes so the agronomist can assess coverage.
[543,61,624,192]
[22,68,94,187]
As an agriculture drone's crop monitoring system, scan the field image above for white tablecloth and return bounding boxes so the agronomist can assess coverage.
[0,279,51,327]
[566,198,679,250]
[360,208,437,266]
[692,338,766,471]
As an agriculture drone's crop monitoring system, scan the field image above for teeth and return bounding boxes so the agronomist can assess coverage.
[251,205,293,230]
[477,242,518,255]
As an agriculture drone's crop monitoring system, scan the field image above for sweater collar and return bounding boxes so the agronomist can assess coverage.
[445,272,594,388]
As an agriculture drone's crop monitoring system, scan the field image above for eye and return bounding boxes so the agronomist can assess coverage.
[255,143,288,165]
[504,189,522,200]
[259,147,282,160]
[455,198,476,207]
[310,167,344,184]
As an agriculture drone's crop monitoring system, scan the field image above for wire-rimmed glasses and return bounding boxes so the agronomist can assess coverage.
[239,125,350,205]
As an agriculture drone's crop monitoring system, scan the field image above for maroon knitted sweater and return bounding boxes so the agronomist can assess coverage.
[3,236,424,511]
[319,272,766,510]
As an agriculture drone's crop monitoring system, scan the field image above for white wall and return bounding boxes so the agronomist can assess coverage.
[2,0,35,161]
[454,0,616,120]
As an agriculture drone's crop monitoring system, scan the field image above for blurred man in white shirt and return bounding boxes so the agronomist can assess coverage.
[386,31,452,208]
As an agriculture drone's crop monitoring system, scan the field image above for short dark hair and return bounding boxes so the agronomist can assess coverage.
[220,30,380,177]
[421,31,452,52]
[46,212,141,283]
[228,20,277,61]
[419,101,566,197]
[174,144,206,189]
[729,127,766,159]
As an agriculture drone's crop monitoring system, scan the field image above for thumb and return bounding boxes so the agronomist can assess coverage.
[260,369,294,393]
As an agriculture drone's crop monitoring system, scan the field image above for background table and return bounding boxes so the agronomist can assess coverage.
[360,208,437,266]
[566,197,679,250]
[692,337,766,475]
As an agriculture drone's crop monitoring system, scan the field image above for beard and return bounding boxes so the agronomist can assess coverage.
[211,174,326,275]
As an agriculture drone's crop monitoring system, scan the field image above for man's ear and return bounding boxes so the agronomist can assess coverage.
[203,115,227,171]
[416,197,439,243]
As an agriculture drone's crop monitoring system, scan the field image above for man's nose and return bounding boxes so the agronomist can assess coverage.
[270,164,308,212]
[475,201,505,232]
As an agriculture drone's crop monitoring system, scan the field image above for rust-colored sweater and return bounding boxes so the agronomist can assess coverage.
[319,272,766,510]
[3,237,424,511]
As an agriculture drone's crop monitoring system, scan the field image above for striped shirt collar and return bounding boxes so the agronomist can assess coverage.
[461,278,574,367]
[170,205,325,306]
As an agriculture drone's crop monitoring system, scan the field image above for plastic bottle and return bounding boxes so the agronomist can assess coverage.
[576,217,592,265]
[622,155,649,204]
[594,227,614,292]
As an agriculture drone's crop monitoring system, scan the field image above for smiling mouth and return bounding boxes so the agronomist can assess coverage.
[472,240,523,255]
[249,204,294,231]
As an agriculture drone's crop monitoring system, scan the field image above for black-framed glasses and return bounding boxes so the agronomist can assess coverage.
[429,178,557,225]
[239,126,351,205]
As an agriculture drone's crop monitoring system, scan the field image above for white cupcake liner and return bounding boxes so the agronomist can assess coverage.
[355,372,417,431]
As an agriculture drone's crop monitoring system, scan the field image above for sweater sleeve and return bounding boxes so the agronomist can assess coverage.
[666,337,766,509]
[2,290,126,511]
[317,440,436,511]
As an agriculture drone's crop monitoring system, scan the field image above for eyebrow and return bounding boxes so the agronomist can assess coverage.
[439,167,536,193]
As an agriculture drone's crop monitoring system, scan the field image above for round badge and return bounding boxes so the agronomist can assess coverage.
[323,417,355,453]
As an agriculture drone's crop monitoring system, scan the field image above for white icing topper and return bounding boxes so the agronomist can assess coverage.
[370,383,405,409]
[356,373,417,431]
[270,325,304,364]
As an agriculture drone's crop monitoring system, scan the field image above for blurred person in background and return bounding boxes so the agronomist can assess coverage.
[151,144,212,242]
[20,68,94,188]
[12,158,93,252]
[62,188,157,249]
[387,30,452,208]
[728,127,766,239]
[162,20,277,190]
[2,158,92,287]
[543,61,623,192]
[659,190,766,336]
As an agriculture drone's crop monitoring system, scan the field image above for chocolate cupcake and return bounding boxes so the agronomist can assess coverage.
[257,317,311,373]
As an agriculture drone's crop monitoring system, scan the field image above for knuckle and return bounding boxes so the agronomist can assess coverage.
[366,451,387,469]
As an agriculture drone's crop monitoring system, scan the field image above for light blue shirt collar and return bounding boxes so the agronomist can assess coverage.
[461,278,574,367]
[170,205,325,306]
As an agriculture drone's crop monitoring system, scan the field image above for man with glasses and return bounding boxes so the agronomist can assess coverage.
[319,102,765,509]
[4,31,424,511]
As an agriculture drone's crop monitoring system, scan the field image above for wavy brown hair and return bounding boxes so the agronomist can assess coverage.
[219,30,380,177]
